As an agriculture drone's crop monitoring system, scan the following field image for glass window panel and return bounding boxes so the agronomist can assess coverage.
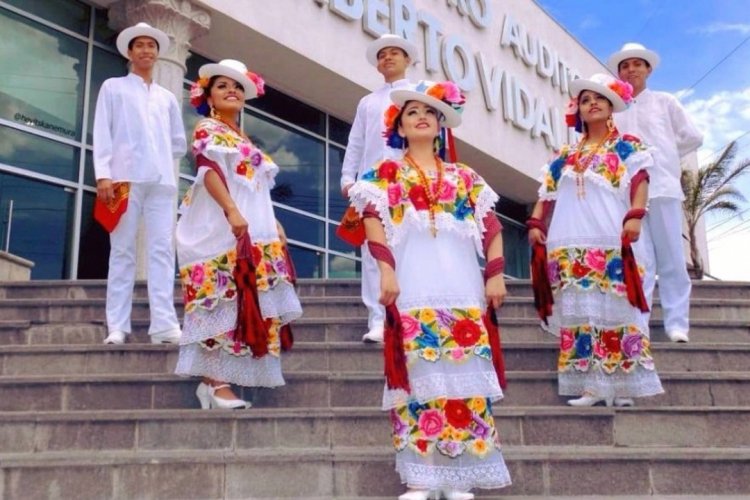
[327,145,348,221]
[288,244,323,278]
[87,46,128,144]
[329,116,351,146]
[77,190,110,279]
[0,9,86,140]
[178,177,192,205]
[0,172,74,279]
[328,254,360,279]
[93,8,117,46]
[84,149,95,186]
[500,217,529,279]
[245,111,325,216]
[275,208,324,248]
[0,126,80,182]
[3,0,90,35]
[328,223,360,257]
[180,85,202,177]
[251,86,325,136]
[185,52,212,82]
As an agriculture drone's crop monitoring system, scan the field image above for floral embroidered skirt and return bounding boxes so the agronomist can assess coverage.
[175,242,302,387]
[547,245,664,398]
[386,306,511,491]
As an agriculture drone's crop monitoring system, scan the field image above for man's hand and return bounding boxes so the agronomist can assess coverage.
[97,178,114,203]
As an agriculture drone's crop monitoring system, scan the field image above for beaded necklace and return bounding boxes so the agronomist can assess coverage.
[214,114,248,140]
[569,131,614,198]
[404,153,444,237]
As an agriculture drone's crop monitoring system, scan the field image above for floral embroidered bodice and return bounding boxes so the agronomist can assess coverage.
[540,134,648,197]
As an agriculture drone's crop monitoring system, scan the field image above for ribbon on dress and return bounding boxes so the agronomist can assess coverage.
[483,307,507,390]
[621,235,650,312]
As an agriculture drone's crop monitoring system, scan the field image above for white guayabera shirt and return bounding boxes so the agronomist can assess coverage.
[93,72,187,186]
[614,88,703,200]
[340,78,410,190]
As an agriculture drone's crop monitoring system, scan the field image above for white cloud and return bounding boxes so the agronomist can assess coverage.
[678,86,750,164]
[678,87,750,281]
[690,23,750,35]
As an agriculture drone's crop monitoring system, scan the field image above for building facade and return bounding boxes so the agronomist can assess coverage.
[0,0,608,281]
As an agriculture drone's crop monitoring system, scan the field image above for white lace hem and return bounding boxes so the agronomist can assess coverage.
[397,294,485,312]
[383,370,503,410]
[395,449,512,491]
[175,343,284,387]
[181,282,302,344]
[559,366,664,398]
[545,289,649,337]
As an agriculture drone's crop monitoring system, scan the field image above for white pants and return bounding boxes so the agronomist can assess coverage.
[106,183,179,336]
[640,197,692,333]
[361,243,385,330]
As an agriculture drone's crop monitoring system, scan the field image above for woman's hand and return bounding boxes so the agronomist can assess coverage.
[485,274,507,309]
[622,219,642,242]
[379,267,400,306]
[528,227,546,245]
[226,207,249,239]
[276,220,287,245]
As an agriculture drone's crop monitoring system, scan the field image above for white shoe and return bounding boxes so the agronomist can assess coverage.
[195,382,251,410]
[567,395,613,407]
[150,328,181,344]
[103,330,127,345]
[666,329,689,343]
[398,490,434,500]
[614,397,635,407]
[362,325,384,343]
[442,489,474,500]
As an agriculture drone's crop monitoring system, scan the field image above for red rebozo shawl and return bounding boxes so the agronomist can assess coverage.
[196,154,295,355]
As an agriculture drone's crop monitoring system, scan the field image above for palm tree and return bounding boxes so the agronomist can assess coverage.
[681,140,750,279]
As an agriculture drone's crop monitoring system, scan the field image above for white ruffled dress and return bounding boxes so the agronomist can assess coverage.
[175,118,302,387]
[349,159,511,492]
[539,134,664,398]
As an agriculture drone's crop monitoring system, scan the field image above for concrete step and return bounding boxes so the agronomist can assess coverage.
[2,406,750,454]
[2,371,750,412]
[0,295,747,323]
[0,278,747,300]
[1,342,749,376]
[2,317,748,346]
[1,446,749,499]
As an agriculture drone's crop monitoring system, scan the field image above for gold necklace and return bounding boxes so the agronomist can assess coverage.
[570,131,613,198]
[404,153,444,237]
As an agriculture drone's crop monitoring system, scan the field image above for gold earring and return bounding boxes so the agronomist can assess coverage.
[606,115,615,132]
[210,106,218,119]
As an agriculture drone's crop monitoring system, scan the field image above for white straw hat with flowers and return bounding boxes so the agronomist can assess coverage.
[389,80,465,128]
[116,22,169,58]
[569,73,634,113]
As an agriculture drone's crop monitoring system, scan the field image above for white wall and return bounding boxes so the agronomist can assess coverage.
[191,0,607,202]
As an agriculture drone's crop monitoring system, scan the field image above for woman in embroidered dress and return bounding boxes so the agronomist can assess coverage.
[349,81,511,500]
[175,59,302,409]
[527,73,663,407]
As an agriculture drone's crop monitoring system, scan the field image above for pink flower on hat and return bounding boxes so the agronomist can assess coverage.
[608,79,634,106]
[247,72,265,97]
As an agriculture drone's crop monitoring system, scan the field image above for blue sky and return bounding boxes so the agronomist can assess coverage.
[538,0,750,280]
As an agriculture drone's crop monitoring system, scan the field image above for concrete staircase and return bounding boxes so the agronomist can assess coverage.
[0,279,749,499]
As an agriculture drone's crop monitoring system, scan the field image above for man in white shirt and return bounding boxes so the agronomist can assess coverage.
[93,22,187,345]
[608,42,703,343]
[341,34,417,343]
